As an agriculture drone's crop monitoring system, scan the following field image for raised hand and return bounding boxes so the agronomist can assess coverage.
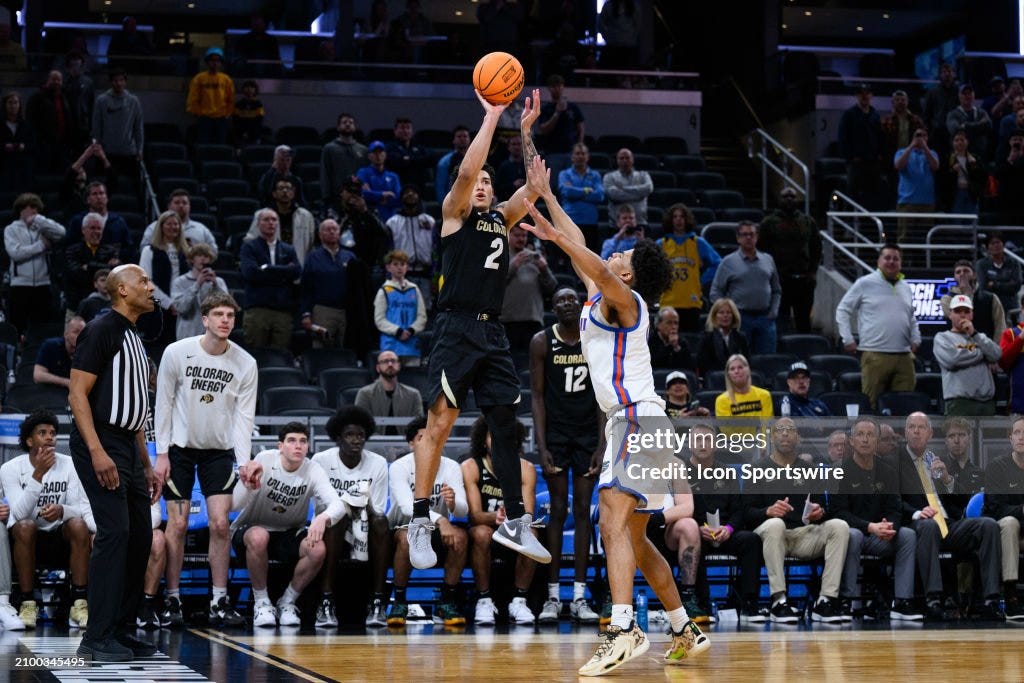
[474,89,508,117]
[521,201,557,242]
[525,155,550,196]
[521,88,542,129]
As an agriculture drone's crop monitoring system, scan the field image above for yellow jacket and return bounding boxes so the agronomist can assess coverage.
[186,71,235,119]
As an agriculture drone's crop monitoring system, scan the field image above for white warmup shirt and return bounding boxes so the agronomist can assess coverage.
[0,453,96,533]
[230,449,345,533]
[387,452,467,526]
[311,448,389,516]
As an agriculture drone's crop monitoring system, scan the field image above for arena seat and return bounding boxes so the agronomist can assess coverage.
[876,391,932,416]
[807,354,862,379]
[257,367,307,392]
[778,334,832,358]
[818,391,872,417]
[260,386,326,415]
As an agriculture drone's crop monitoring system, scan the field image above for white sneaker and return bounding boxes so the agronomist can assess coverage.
[278,601,301,627]
[570,597,600,623]
[508,597,535,625]
[253,600,278,628]
[407,518,437,569]
[492,514,551,564]
[538,597,561,623]
[0,603,24,631]
[578,622,649,676]
[474,597,497,626]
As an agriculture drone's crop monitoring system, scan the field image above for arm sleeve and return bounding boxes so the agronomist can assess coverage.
[767,256,782,318]
[4,225,45,263]
[588,172,606,203]
[170,275,199,317]
[697,238,722,287]
[708,259,728,303]
[36,216,66,242]
[66,467,95,533]
[154,347,179,454]
[232,361,258,466]
[370,458,389,516]
[446,460,468,519]
[933,332,983,370]
[1,463,39,524]
[999,327,1024,371]
[374,288,400,335]
[834,280,861,345]
[231,476,258,512]
[978,333,1004,362]
[389,458,414,520]
[411,285,427,333]
[310,463,346,526]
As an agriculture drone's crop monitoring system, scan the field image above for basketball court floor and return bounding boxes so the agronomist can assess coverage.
[5,621,1023,682]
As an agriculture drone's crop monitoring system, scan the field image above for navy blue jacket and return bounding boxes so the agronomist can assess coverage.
[240,238,301,311]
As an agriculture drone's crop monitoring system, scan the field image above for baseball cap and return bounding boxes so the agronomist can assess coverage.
[274,144,293,157]
[204,46,224,61]
[959,83,974,94]
[787,362,811,378]
[368,140,386,152]
[949,294,973,310]
[665,371,689,388]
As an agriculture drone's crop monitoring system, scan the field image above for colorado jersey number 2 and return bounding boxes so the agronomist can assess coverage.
[484,237,503,270]
[563,365,589,393]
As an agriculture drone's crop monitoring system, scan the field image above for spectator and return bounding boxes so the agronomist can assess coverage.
[599,205,644,259]
[357,141,402,222]
[880,89,926,167]
[657,203,720,332]
[942,416,984,495]
[434,125,471,203]
[76,268,111,322]
[825,430,850,465]
[995,95,1024,160]
[233,14,280,77]
[939,260,1005,340]
[61,142,107,216]
[999,292,1024,413]
[0,13,26,71]
[878,424,899,459]
[63,213,121,316]
[141,189,219,257]
[603,148,653,227]
[33,317,86,389]
[354,350,425,422]
[186,47,235,145]
[663,372,709,418]
[713,354,773,421]
[898,412,1003,621]
[4,193,65,334]
[0,92,34,194]
[649,308,694,371]
[389,0,435,64]
[982,75,1011,121]
[781,362,830,417]
[757,189,820,334]
[938,129,989,214]
[477,0,526,55]
[598,0,640,69]
[892,127,939,245]
[835,244,920,408]
[745,417,850,623]
[495,134,527,204]
[67,181,134,263]
[337,178,391,270]
[386,117,431,188]
[169,243,228,339]
[996,131,1024,225]
[300,219,365,350]
[946,84,991,162]
[139,210,189,350]
[982,415,1024,620]
[558,143,604,255]
[62,52,94,152]
[837,84,883,210]
[923,63,960,156]
[91,68,144,196]
[833,416,921,621]
[373,250,427,365]
[461,416,539,626]
[360,0,392,62]
[232,79,265,147]
[239,208,301,349]
[384,185,438,306]
[933,294,1001,416]
[25,70,72,174]
[321,113,368,203]
[310,406,392,628]
[245,178,316,265]
[709,221,782,355]
[697,297,749,376]
[501,225,557,351]
[539,74,585,154]
[257,145,306,207]
[976,231,1022,320]
[106,16,153,61]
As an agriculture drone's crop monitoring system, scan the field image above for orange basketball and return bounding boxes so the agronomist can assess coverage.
[473,52,525,105]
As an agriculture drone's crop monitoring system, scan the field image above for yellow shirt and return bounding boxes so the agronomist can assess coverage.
[186,71,235,119]
[715,386,773,438]
[659,236,703,310]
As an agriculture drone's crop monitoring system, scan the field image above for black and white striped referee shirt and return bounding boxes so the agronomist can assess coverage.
[73,310,150,432]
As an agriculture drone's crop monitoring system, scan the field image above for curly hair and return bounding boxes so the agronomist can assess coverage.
[325,405,376,441]
[19,409,59,452]
[468,416,528,459]
[629,238,673,304]
[404,415,428,443]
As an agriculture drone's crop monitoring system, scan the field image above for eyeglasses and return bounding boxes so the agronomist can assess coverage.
[737,232,756,238]
[774,426,798,434]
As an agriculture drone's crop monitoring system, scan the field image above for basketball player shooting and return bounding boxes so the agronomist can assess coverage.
[520,161,709,676]
[406,87,551,570]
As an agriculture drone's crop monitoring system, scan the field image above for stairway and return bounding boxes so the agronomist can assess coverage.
[700,134,764,209]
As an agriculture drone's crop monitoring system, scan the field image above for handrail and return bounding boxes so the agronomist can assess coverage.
[819,230,873,275]
[728,76,765,131]
[140,160,161,224]
[925,224,979,269]
[829,191,885,242]
[748,129,810,216]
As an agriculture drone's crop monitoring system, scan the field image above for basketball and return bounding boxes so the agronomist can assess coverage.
[473,51,525,105]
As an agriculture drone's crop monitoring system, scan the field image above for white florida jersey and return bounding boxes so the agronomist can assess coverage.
[580,291,663,414]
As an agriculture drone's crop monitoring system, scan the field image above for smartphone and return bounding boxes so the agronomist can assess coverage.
[688,400,701,411]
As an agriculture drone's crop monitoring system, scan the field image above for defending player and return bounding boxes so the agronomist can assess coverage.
[407,88,550,569]
[520,160,709,676]
[530,288,603,622]
[154,291,258,627]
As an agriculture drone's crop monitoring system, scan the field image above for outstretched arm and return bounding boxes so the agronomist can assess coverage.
[498,89,543,227]
[441,91,507,232]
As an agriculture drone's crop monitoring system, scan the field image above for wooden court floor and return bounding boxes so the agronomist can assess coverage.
[8,624,1024,682]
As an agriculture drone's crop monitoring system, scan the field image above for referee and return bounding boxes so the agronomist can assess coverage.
[69,264,161,662]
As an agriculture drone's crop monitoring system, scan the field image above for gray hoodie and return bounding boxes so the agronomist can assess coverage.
[933,328,1002,401]
[92,89,144,156]
[4,216,66,287]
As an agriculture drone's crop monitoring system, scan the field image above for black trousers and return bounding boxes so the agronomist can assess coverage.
[70,423,152,642]
[779,276,816,334]
[702,530,764,604]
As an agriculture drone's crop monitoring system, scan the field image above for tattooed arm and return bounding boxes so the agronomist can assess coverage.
[497,89,543,227]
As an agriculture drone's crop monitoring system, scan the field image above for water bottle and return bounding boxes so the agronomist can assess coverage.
[781,396,791,417]
[635,589,648,631]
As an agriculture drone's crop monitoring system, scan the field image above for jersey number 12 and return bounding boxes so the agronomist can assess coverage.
[563,366,589,393]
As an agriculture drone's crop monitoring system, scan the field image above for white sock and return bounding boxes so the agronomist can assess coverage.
[279,584,301,605]
[211,586,227,603]
[610,604,633,630]
[167,589,181,601]
[0,594,9,606]
[573,582,586,601]
[548,583,560,600]
[666,606,688,633]
[253,589,270,604]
